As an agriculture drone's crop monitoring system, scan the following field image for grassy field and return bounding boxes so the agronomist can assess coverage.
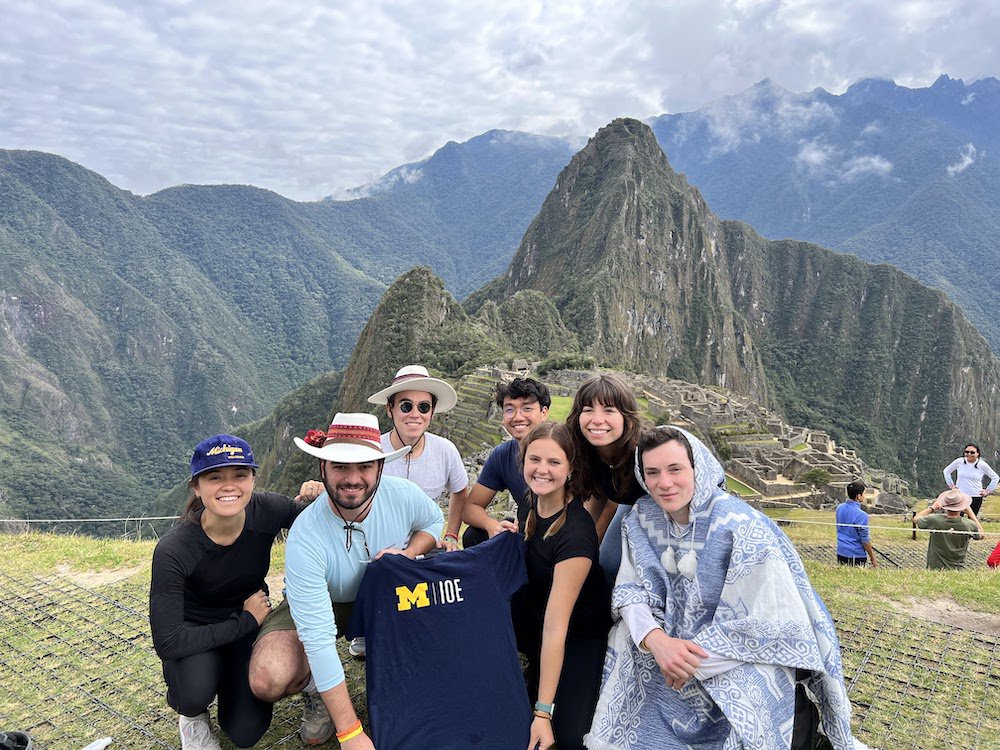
[1,513,997,749]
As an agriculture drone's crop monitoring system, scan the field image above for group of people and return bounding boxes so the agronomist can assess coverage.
[835,443,996,570]
[151,367,869,750]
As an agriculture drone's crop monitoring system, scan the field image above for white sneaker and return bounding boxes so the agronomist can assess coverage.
[348,636,366,658]
[300,688,335,745]
[179,712,221,750]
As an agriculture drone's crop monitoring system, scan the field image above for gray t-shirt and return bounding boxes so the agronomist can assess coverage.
[380,432,468,501]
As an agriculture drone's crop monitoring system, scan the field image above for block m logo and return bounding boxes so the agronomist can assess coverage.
[395,582,430,611]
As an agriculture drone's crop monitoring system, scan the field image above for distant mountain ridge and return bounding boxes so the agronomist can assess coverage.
[3,73,999,520]
[649,74,1000,350]
[0,136,571,520]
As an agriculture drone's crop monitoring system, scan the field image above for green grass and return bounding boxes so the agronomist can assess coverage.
[723,474,756,496]
[2,525,997,749]
[791,442,808,451]
[547,394,573,422]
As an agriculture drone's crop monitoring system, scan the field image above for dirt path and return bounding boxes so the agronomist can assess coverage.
[891,596,1000,636]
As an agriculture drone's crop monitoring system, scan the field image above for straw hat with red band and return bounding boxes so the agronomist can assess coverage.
[294,413,410,464]
[367,365,458,413]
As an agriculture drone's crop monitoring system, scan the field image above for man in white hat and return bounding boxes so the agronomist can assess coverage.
[248,413,443,748]
[913,488,984,569]
[368,364,469,553]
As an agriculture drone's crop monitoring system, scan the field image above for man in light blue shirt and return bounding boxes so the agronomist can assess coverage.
[835,480,876,567]
[248,413,443,748]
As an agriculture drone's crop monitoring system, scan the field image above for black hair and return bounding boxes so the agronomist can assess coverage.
[495,377,552,409]
[846,480,867,500]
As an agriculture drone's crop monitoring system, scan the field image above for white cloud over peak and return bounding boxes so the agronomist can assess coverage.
[842,154,893,181]
[947,143,978,175]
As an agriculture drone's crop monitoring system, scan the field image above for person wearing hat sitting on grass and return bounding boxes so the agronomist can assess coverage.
[248,413,443,749]
[913,488,984,570]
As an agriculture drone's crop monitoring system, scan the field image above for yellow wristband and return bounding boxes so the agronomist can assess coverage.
[336,720,363,742]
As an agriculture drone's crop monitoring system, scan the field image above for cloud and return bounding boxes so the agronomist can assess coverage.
[0,0,998,199]
[842,154,893,180]
[796,139,839,173]
[947,143,978,175]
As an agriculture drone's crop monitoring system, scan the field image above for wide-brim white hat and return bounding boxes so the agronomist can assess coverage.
[294,412,410,463]
[367,365,457,413]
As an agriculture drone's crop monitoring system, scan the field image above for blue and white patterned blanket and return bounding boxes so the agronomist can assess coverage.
[584,428,865,750]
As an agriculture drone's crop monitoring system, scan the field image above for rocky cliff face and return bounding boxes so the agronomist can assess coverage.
[473,118,769,396]
[724,223,1000,487]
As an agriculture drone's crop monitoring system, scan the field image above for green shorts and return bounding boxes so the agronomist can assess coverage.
[254,597,355,645]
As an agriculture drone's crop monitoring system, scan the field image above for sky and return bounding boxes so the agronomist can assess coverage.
[2,0,998,201]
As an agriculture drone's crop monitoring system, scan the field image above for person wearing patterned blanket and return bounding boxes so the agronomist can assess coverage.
[584,426,869,750]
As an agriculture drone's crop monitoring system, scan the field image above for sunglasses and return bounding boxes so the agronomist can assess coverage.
[965,450,978,455]
[398,400,432,414]
[343,523,373,563]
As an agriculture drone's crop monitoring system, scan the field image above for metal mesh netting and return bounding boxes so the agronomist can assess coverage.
[796,540,993,569]
[0,569,997,749]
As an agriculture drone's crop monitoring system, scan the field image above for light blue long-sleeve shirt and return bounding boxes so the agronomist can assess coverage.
[284,475,443,692]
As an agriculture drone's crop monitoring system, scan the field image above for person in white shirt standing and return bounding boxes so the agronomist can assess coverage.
[943,442,998,519]
[353,365,469,659]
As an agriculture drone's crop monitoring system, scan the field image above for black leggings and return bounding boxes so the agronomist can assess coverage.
[524,635,606,750]
[161,631,272,749]
[971,496,983,518]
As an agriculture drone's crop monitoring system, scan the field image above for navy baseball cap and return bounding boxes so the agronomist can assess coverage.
[190,434,259,479]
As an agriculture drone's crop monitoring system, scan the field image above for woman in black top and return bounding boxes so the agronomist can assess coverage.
[512,422,610,750]
[566,373,644,587]
[150,434,318,749]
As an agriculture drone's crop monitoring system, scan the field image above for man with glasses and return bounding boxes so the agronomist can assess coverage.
[248,413,443,748]
[368,365,469,554]
[462,377,551,548]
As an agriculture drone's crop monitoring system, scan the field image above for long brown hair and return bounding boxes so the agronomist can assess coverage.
[521,422,578,540]
[567,373,642,502]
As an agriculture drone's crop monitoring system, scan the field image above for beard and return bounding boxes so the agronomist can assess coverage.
[330,481,375,510]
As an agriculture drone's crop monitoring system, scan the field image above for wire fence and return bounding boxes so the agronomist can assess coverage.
[0,562,998,747]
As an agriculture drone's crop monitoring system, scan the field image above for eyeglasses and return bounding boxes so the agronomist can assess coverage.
[343,523,373,563]
[398,400,432,414]
[503,404,538,416]
[964,450,978,455]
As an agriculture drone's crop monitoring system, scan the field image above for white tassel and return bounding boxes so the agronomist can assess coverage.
[677,550,698,580]
[661,546,678,574]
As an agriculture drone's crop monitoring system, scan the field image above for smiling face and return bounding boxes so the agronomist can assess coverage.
[578,400,625,454]
[388,389,435,444]
[322,460,381,511]
[191,465,255,521]
[502,396,548,440]
[964,444,980,463]
[641,440,696,524]
[522,436,570,504]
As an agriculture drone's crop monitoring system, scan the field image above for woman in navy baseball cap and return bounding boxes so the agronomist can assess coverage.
[149,434,322,749]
